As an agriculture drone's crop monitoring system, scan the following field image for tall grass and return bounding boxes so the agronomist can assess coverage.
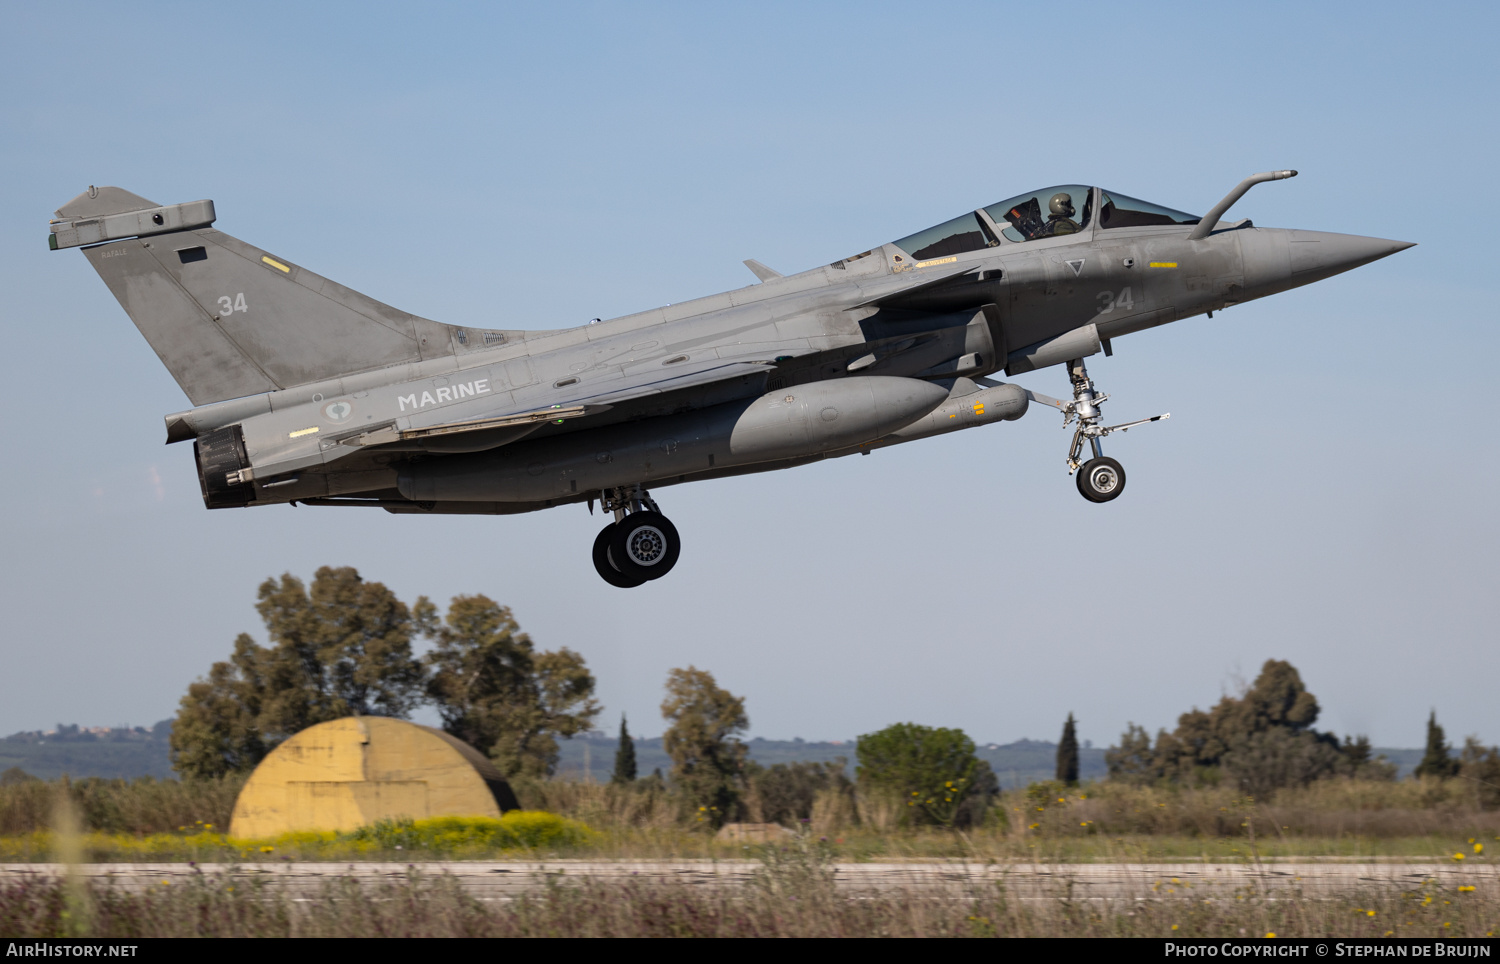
[3,774,1497,864]
[1014,780,1500,840]
[0,775,242,835]
[0,863,1494,938]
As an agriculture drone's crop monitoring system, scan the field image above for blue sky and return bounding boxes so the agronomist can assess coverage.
[1,2,1496,749]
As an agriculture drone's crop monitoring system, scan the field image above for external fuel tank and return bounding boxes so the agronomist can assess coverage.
[397,376,952,503]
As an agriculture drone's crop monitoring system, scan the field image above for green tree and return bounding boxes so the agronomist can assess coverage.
[1106,659,1338,789]
[1220,727,1347,797]
[1056,713,1080,786]
[1459,737,1500,810]
[1340,734,1397,781]
[171,567,425,778]
[744,760,852,825]
[1415,711,1459,779]
[420,594,600,778]
[612,715,638,785]
[856,723,981,827]
[1105,723,1159,784]
[660,667,747,826]
[169,636,271,778]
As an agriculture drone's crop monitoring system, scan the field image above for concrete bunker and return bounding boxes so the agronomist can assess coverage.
[229,717,519,838]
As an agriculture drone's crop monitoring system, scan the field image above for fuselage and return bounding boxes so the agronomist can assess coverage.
[169,185,1404,515]
[50,181,1408,518]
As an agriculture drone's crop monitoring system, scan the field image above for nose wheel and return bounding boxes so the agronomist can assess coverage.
[590,485,681,587]
[1076,456,1126,503]
[1035,357,1167,504]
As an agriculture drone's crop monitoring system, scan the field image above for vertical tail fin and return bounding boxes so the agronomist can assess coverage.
[52,187,459,406]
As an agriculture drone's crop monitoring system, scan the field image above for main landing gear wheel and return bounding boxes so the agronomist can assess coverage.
[590,485,681,587]
[1077,457,1126,503]
[593,523,648,588]
[609,511,681,581]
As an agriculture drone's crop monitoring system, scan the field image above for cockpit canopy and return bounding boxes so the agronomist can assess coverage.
[885,186,1201,260]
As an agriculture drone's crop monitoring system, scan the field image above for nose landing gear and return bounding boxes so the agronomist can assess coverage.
[1055,357,1168,504]
[591,485,682,587]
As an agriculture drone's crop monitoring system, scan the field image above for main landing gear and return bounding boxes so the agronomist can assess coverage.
[591,485,681,588]
[1057,357,1169,504]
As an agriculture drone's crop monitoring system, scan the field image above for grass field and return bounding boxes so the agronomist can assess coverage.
[2,776,1497,937]
[3,774,1498,863]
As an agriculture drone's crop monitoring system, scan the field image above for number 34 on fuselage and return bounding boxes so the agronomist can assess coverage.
[48,171,1412,586]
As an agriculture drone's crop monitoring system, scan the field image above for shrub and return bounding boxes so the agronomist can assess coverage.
[856,723,989,827]
[743,761,851,826]
[342,812,591,853]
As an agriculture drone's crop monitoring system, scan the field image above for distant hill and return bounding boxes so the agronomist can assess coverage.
[0,723,1423,785]
[546,734,1427,786]
[0,723,174,781]
[554,734,1109,788]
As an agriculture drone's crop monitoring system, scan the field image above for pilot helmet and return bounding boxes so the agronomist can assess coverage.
[1049,193,1075,218]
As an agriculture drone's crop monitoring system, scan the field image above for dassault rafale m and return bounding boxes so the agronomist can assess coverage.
[50,172,1411,586]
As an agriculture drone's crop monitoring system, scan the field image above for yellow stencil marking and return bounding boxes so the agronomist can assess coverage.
[288,427,319,438]
[262,256,291,273]
[914,256,959,269]
[974,404,985,415]
[1148,261,1178,268]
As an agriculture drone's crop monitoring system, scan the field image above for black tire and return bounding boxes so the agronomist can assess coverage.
[592,523,647,588]
[608,511,681,581]
[1077,457,1126,503]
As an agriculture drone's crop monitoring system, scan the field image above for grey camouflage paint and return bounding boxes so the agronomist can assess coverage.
[49,177,1412,524]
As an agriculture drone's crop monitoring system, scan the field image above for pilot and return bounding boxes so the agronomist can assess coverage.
[1039,193,1081,237]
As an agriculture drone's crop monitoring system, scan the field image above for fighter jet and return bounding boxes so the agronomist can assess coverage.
[49,172,1411,586]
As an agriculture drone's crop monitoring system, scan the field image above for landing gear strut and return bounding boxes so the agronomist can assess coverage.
[591,484,681,587]
[1056,357,1168,504]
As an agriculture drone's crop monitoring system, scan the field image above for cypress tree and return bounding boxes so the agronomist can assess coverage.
[1056,713,1080,786]
[1415,710,1458,779]
[612,714,638,784]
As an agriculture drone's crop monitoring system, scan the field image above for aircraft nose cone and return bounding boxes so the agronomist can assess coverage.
[1290,231,1415,278]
